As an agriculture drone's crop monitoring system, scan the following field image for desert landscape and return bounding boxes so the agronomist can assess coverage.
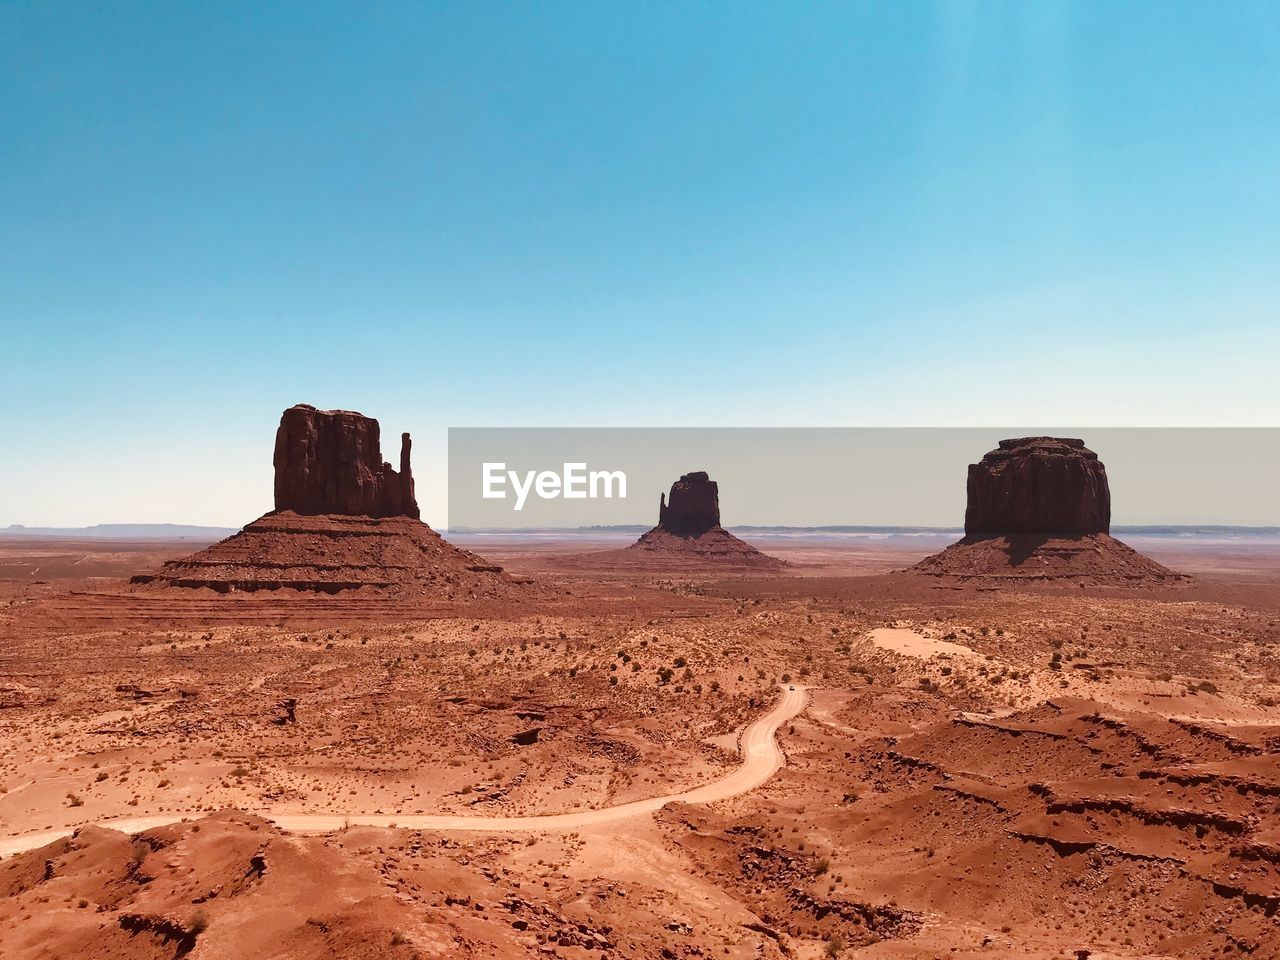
[2,414,1278,959]
[8,6,1276,955]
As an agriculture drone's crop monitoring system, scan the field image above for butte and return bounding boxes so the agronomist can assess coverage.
[133,404,521,596]
[910,437,1186,585]
[624,471,785,569]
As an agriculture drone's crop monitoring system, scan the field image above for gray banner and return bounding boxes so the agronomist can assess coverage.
[446,428,1280,530]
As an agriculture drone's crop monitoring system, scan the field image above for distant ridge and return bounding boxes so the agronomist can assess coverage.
[10,523,1279,540]
[460,524,1280,536]
[1110,525,1280,536]
[736,524,1280,536]
[1,523,240,540]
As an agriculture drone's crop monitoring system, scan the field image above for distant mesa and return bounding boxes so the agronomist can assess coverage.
[911,437,1186,584]
[133,404,521,596]
[627,471,785,568]
[0,523,239,540]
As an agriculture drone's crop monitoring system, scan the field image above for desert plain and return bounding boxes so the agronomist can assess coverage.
[1,528,1279,960]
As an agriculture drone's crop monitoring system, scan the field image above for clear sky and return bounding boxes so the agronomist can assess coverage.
[2,2,1278,527]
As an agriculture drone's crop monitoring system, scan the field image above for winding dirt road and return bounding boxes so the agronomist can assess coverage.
[0,685,807,859]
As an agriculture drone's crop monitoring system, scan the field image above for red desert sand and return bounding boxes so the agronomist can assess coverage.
[2,422,1278,959]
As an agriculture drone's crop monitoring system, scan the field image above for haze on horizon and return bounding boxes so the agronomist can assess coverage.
[2,3,1278,528]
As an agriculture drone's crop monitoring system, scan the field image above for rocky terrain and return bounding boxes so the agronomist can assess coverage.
[2,427,1277,958]
[2,530,1278,958]
[913,438,1183,585]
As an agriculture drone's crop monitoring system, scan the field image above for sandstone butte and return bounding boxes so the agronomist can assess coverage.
[912,436,1185,584]
[628,471,785,568]
[132,404,522,596]
[273,403,419,519]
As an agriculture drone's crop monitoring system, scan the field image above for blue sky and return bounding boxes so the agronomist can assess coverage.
[2,2,1278,526]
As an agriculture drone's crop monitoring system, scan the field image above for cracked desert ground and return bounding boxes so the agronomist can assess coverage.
[2,533,1279,959]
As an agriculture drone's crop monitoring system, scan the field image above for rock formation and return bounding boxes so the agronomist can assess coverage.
[273,404,418,519]
[964,437,1109,538]
[626,471,784,569]
[134,404,525,597]
[657,472,720,537]
[911,437,1185,585]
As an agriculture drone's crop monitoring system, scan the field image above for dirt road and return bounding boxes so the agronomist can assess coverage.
[0,685,807,858]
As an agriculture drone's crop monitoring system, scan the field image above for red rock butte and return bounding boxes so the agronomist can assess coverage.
[657,471,721,537]
[913,437,1185,584]
[628,471,785,568]
[273,404,419,519]
[132,405,522,596]
[964,437,1110,537]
